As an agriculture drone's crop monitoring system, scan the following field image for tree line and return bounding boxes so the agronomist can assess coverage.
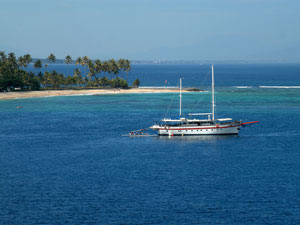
[0,51,140,91]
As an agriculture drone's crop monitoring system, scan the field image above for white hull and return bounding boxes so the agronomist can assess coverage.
[149,65,258,137]
[152,124,241,136]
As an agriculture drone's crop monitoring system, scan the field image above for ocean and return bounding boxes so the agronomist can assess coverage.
[0,64,299,224]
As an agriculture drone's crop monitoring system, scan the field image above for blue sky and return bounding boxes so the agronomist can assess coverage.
[0,0,299,61]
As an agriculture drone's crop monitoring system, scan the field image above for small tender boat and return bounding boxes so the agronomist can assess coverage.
[150,65,259,136]
[125,129,156,137]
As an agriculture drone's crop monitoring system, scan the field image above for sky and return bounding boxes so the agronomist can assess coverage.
[0,0,300,61]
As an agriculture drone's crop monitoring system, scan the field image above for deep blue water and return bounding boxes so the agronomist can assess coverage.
[27,63,300,87]
[1,64,300,224]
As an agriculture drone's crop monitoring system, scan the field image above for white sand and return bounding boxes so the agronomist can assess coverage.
[0,88,193,100]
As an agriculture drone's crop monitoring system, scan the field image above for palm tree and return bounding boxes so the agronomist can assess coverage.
[18,56,25,68]
[81,56,89,80]
[47,53,56,63]
[0,51,6,62]
[118,59,126,78]
[94,59,102,86]
[133,78,140,87]
[65,55,72,64]
[43,71,51,87]
[125,59,131,83]
[17,54,32,68]
[75,56,82,65]
[109,59,119,79]
[102,61,110,77]
[86,59,95,85]
[8,52,17,64]
[75,57,83,85]
[73,68,81,77]
[24,54,32,66]
[73,68,81,86]
[82,56,89,65]
[34,59,43,70]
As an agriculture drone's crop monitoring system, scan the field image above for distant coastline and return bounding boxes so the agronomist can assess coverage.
[30,59,300,65]
[0,87,200,100]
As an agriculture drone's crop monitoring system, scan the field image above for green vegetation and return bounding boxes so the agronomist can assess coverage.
[0,51,136,92]
[133,78,140,87]
[0,52,40,91]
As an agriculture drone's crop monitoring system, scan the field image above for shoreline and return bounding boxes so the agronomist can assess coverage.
[0,88,197,100]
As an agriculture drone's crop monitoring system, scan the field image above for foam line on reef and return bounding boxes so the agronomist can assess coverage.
[260,86,300,88]
[234,86,253,88]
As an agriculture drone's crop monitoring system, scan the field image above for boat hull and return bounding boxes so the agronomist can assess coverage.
[152,124,241,136]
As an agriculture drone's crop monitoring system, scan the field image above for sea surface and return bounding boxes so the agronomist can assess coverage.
[1,64,300,224]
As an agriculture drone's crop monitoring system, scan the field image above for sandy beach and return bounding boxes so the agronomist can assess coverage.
[0,88,196,100]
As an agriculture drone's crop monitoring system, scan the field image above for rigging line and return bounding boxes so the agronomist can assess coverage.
[161,80,180,120]
[188,67,212,114]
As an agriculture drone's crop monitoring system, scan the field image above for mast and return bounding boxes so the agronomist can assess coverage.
[212,65,215,121]
[179,78,182,117]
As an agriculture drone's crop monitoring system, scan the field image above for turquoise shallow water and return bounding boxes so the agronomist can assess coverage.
[1,64,300,224]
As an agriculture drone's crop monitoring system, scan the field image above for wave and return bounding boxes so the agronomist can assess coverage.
[234,86,253,88]
[139,86,178,89]
[260,86,300,89]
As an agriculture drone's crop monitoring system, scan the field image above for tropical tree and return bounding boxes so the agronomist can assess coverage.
[44,63,48,72]
[133,78,140,87]
[81,56,90,82]
[24,54,32,65]
[18,54,32,68]
[66,75,75,88]
[34,59,43,69]
[102,61,110,77]
[8,52,18,68]
[0,52,40,91]
[100,77,110,86]
[108,59,119,79]
[37,71,44,87]
[111,77,128,88]
[125,59,131,82]
[47,53,56,63]
[118,59,126,78]
[86,59,94,82]
[84,77,88,87]
[34,59,43,75]
[73,68,82,86]
[75,56,82,65]
[82,56,89,65]
[18,56,25,68]
[65,55,72,64]
[93,59,103,86]
[43,71,51,87]
[0,51,6,62]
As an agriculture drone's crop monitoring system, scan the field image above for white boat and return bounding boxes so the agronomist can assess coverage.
[150,65,258,136]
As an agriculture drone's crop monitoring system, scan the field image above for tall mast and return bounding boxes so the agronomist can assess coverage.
[212,65,215,121]
[179,78,182,117]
